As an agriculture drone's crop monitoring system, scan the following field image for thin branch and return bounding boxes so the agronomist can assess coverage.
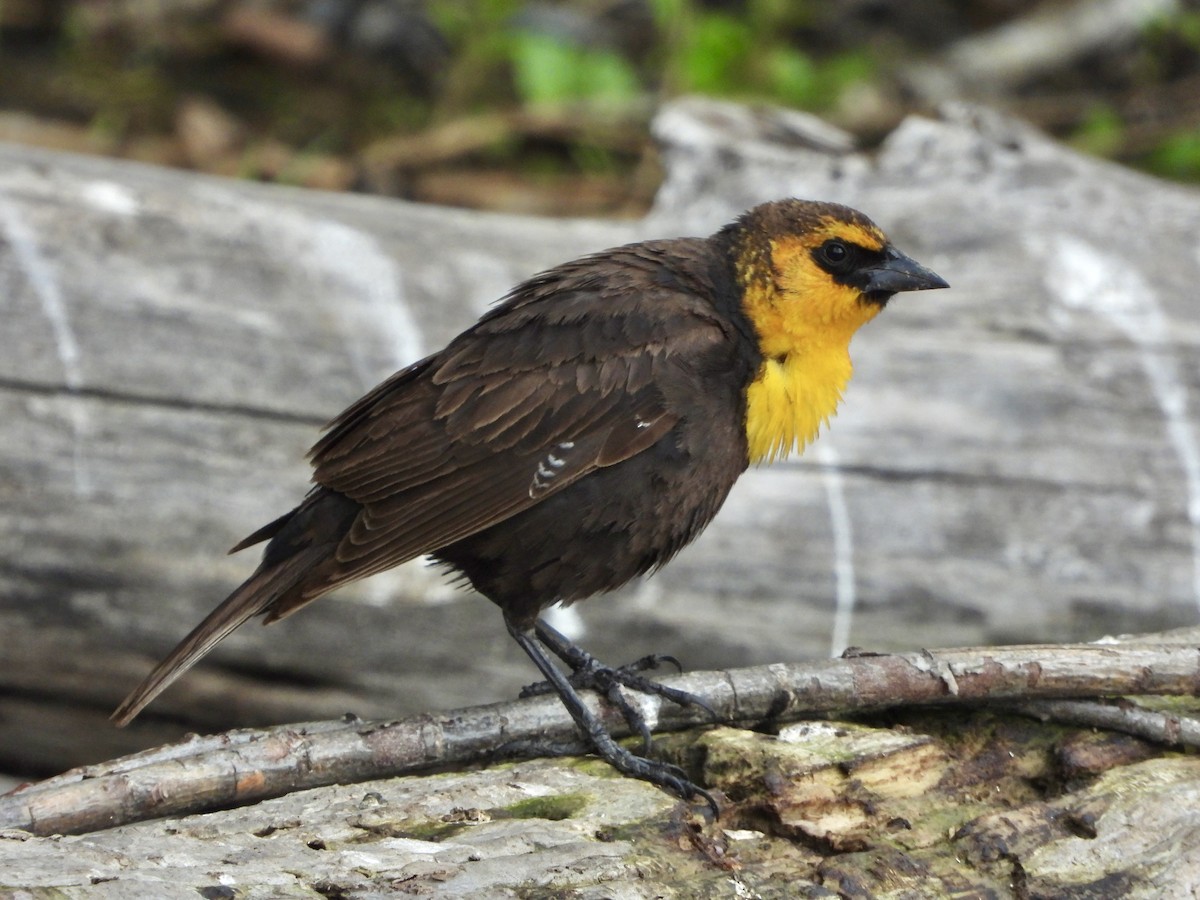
[1008,697,1200,747]
[3,637,1198,836]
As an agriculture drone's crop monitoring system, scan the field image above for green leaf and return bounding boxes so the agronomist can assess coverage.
[1071,105,1125,158]
[680,13,754,94]
[766,47,818,107]
[510,33,640,107]
[1147,129,1200,181]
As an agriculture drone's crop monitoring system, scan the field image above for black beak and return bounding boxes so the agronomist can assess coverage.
[862,246,948,302]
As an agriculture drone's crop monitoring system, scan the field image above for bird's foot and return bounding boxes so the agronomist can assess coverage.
[581,721,720,819]
[508,618,721,818]
[522,621,719,753]
[519,650,680,697]
[520,649,717,747]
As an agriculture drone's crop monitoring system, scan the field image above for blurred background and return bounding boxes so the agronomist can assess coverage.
[3,0,1200,215]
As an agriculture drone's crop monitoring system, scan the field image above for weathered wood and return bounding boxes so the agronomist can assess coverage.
[4,99,1200,780]
[6,634,1199,837]
[4,707,1200,897]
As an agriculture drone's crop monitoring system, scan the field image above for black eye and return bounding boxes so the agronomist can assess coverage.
[821,239,850,267]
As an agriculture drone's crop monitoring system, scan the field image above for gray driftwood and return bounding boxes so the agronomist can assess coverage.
[3,637,1200,897]
[5,628,1200,897]
[4,98,1200,783]
[6,633,1200,837]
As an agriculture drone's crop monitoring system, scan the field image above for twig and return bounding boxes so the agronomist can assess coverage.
[2,637,1197,836]
[1008,697,1200,747]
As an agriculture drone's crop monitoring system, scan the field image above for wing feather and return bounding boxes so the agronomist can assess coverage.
[302,243,733,589]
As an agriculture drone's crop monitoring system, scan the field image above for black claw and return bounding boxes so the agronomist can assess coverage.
[659,655,684,674]
[517,679,555,699]
[620,653,684,676]
[693,787,721,821]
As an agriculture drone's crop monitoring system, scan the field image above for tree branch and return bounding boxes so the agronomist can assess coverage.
[1008,697,1200,747]
[3,634,1198,836]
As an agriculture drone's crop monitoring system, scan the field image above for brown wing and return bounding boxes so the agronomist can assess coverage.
[291,242,732,605]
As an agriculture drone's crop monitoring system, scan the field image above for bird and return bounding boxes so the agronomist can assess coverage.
[112,198,947,808]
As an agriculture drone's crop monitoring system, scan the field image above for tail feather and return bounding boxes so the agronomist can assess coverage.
[228,508,293,555]
[111,547,327,727]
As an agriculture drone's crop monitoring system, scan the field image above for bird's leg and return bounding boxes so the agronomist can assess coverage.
[521,650,660,754]
[506,619,718,816]
[519,648,683,697]
[519,619,719,756]
[516,642,679,739]
[526,620,720,723]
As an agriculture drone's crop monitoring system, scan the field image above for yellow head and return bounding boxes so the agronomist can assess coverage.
[728,200,947,463]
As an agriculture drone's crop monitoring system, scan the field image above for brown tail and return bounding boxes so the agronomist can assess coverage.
[111,546,328,726]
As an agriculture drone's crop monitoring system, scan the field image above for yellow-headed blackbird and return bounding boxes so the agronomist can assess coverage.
[113,199,947,807]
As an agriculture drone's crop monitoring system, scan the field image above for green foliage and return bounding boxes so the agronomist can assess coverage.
[1071,105,1125,158]
[1146,129,1200,182]
[435,0,872,115]
[649,0,872,111]
[674,11,755,94]
[509,32,640,107]
[768,46,873,110]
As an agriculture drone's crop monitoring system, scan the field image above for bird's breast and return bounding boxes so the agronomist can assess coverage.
[744,346,853,464]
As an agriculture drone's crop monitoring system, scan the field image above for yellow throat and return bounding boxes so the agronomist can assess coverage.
[740,228,885,464]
